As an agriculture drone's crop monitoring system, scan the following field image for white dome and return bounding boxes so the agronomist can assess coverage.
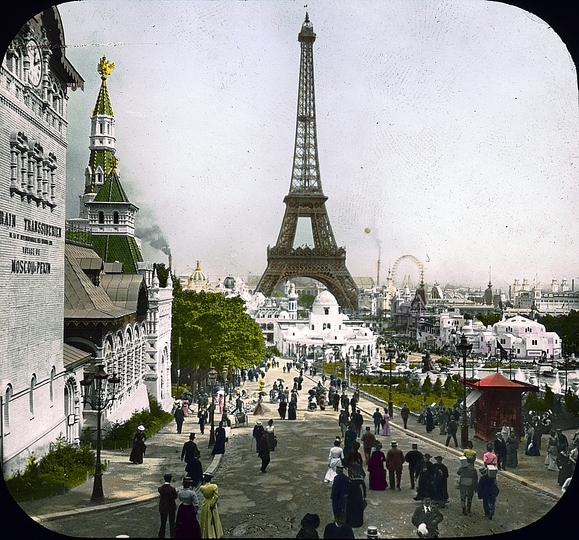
[313,290,338,306]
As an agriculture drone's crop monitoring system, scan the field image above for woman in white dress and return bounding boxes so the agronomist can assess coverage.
[324,437,345,483]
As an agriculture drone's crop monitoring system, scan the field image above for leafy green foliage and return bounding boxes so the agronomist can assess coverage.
[422,374,432,396]
[298,294,316,309]
[6,439,96,502]
[476,313,502,327]
[154,263,169,288]
[540,310,579,355]
[564,391,579,417]
[433,377,443,397]
[102,397,172,449]
[172,290,266,371]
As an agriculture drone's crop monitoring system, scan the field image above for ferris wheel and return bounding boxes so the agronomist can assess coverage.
[391,254,425,287]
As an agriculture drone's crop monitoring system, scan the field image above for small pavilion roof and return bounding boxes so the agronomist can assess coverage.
[465,372,539,391]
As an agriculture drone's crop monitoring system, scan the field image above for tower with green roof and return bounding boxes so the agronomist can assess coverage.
[74,56,144,274]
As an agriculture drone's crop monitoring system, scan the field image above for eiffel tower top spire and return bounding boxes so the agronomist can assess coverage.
[290,12,322,195]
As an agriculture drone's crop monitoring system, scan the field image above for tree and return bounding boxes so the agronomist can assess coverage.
[422,374,432,396]
[172,290,266,372]
[154,262,169,288]
[298,294,316,309]
[476,313,502,327]
[433,377,443,397]
[540,310,579,355]
[443,376,455,398]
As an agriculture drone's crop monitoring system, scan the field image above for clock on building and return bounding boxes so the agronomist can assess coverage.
[27,39,42,86]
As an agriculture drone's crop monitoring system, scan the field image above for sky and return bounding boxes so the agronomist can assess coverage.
[52,0,579,291]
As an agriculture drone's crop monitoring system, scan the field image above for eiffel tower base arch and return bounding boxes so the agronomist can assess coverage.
[256,247,359,312]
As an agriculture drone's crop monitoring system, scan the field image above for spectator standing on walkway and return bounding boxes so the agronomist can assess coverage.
[462,440,477,461]
[330,466,350,514]
[401,403,410,429]
[372,408,382,434]
[265,419,276,451]
[386,440,404,490]
[175,477,202,538]
[345,441,364,477]
[158,473,178,538]
[252,421,264,453]
[483,443,497,467]
[296,513,320,539]
[199,473,223,538]
[340,392,349,412]
[351,409,364,437]
[345,463,367,528]
[324,438,345,483]
[181,433,200,464]
[258,432,271,473]
[415,453,434,500]
[457,457,478,515]
[197,408,207,435]
[174,404,185,434]
[211,421,227,456]
[431,456,449,508]
[343,423,357,458]
[477,466,499,520]
[381,409,391,437]
[493,432,507,470]
[338,410,350,437]
[367,442,387,491]
[129,425,146,464]
[445,417,458,448]
[185,455,203,488]
[323,511,354,539]
[425,407,435,433]
[405,443,423,490]
[506,429,519,468]
[361,427,376,463]
[411,496,443,538]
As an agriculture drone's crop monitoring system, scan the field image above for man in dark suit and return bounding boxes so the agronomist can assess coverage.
[158,473,177,538]
[411,496,443,538]
[174,404,185,434]
[181,433,200,464]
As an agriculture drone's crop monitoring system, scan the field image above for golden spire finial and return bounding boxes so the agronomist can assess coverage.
[98,56,115,81]
[109,155,118,173]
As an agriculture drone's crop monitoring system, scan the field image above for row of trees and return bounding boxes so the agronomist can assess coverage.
[170,276,266,379]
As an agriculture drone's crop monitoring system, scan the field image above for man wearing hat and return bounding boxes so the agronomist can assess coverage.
[158,473,177,538]
[331,466,350,514]
[386,441,405,491]
[323,511,354,539]
[411,496,443,538]
[296,513,320,539]
[415,454,434,501]
[252,421,264,453]
[431,456,449,508]
[477,466,499,519]
[405,443,423,490]
[457,456,478,515]
[181,433,201,464]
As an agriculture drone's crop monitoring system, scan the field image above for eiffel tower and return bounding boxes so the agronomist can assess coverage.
[256,13,358,311]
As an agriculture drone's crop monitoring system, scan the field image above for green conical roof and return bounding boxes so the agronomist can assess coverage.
[92,56,115,116]
[93,170,130,203]
[91,235,143,275]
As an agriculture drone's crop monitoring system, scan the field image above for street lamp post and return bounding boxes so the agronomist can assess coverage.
[176,335,182,397]
[207,368,217,447]
[455,334,473,448]
[221,366,229,424]
[354,345,362,391]
[80,364,120,502]
[386,343,396,418]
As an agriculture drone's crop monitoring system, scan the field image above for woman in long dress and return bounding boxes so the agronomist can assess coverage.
[324,438,345,483]
[211,421,227,455]
[264,419,276,451]
[288,400,297,420]
[545,430,559,471]
[381,410,390,436]
[506,429,519,468]
[129,425,146,464]
[175,477,202,538]
[345,463,367,528]
[199,473,223,538]
[367,443,387,491]
[525,425,540,456]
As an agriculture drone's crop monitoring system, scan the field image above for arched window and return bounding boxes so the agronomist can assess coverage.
[30,374,36,415]
[98,211,104,224]
[4,385,12,430]
[113,212,119,224]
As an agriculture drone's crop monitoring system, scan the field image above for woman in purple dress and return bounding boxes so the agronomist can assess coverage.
[381,409,390,436]
[367,442,387,491]
[175,477,202,538]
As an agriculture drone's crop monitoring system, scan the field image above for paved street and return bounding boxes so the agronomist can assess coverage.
[10,360,578,538]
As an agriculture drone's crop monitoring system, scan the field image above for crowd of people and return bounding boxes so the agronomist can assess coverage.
[133,356,578,539]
